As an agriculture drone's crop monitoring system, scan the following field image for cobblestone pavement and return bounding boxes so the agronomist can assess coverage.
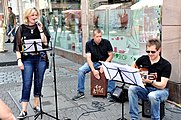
[0,44,180,120]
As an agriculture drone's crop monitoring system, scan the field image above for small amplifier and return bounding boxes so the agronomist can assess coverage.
[142,100,165,119]
[112,86,128,103]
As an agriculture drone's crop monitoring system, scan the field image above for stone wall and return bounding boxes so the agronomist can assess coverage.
[162,0,181,103]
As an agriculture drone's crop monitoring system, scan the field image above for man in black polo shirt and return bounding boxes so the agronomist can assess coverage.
[72,28,115,102]
[128,39,172,120]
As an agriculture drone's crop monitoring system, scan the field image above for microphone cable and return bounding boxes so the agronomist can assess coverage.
[77,101,116,120]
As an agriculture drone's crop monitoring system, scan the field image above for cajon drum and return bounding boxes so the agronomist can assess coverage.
[90,71,107,96]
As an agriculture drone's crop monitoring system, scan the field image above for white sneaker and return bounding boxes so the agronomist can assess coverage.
[17,111,27,119]
[33,106,41,114]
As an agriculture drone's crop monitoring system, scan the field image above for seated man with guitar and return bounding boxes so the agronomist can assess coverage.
[128,38,172,120]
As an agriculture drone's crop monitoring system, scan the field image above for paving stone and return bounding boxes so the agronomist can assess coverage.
[0,44,181,120]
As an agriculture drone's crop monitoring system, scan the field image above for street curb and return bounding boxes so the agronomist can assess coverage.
[0,61,17,67]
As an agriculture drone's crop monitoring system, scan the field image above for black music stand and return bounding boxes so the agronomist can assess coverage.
[22,38,59,120]
[102,62,145,120]
[23,39,44,53]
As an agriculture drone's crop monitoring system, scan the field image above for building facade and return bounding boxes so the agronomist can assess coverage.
[5,0,181,103]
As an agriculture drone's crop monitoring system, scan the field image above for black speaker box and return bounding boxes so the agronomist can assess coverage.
[112,86,128,103]
[142,100,165,119]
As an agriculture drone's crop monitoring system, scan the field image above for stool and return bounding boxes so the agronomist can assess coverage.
[142,100,165,119]
[90,71,107,96]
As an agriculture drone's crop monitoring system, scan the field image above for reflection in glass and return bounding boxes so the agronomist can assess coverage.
[89,3,161,66]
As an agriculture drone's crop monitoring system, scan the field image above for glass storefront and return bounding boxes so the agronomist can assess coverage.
[88,1,161,65]
[42,0,82,53]
[43,0,161,65]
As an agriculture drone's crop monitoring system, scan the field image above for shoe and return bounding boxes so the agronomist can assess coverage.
[5,39,11,43]
[107,93,114,102]
[33,106,40,114]
[17,111,27,119]
[72,92,85,101]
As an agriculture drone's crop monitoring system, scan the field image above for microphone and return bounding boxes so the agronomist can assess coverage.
[35,20,41,26]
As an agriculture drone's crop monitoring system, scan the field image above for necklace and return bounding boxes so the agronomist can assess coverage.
[28,24,36,34]
[31,29,34,34]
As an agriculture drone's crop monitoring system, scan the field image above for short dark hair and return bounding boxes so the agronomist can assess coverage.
[92,28,102,37]
[146,38,161,51]
[8,7,12,10]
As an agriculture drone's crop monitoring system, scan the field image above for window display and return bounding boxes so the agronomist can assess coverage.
[60,10,82,52]
[89,4,161,65]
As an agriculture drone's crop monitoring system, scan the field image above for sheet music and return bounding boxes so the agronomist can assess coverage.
[102,62,145,88]
[24,39,43,52]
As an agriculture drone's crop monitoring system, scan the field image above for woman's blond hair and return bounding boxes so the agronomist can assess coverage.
[23,7,39,25]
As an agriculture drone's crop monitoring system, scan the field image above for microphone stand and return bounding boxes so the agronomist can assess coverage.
[34,23,59,120]
[50,22,59,119]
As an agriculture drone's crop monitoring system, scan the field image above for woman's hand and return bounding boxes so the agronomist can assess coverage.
[36,21,48,45]
[36,21,43,32]
[18,60,24,70]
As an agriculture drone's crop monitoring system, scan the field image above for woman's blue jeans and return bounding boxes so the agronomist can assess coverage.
[20,55,46,102]
[128,86,169,120]
[77,62,115,93]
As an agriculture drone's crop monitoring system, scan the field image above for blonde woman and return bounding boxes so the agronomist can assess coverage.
[13,7,49,119]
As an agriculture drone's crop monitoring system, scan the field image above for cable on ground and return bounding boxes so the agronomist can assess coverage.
[77,101,116,120]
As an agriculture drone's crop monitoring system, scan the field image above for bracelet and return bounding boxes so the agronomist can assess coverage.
[40,31,44,33]
[17,58,21,61]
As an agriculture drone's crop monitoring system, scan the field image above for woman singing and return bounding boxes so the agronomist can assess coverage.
[13,7,49,119]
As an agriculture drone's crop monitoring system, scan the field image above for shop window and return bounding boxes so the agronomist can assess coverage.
[89,4,161,65]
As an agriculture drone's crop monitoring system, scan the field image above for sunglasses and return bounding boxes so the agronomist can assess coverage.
[146,51,157,54]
